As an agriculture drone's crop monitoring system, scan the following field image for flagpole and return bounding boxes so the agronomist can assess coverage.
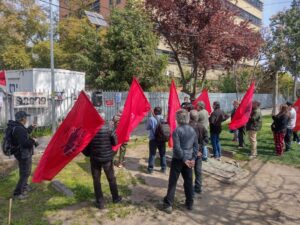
[49,0,56,134]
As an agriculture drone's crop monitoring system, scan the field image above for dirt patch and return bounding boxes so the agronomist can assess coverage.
[50,144,300,225]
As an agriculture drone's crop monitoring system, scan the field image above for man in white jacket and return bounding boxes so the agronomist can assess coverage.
[285,101,297,152]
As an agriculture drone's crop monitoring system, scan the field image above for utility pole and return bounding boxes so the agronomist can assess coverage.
[50,0,56,133]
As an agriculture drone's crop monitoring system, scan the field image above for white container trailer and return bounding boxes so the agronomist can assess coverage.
[5,68,85,92]
[1,69,85,126]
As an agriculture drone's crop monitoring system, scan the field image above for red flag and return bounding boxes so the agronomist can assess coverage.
[0,70,6,86]
[192,89,212,114]
[293,99,300,131]
[229,82,255,130]
[32,91,105,183]
[113,78,151,151]
[167,80,181,147]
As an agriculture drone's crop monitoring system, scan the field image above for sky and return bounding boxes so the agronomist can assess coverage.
[263,0,293,26]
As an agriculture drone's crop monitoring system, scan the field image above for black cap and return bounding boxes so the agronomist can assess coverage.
[15,111,31,121]
[286,101,293,106]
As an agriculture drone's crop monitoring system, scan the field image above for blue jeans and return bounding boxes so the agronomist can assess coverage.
[211,133,221,158]
[148,139,166,172]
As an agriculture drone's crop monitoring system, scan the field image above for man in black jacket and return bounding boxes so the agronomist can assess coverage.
[209,101,229,160]
[10,111,37,199]
[85,112,122,209]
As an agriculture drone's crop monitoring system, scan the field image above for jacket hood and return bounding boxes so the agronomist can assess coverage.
[7,120,22,128]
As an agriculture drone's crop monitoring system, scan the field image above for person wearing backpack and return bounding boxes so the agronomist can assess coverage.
[8,111,37,200]
[146,106,169,174]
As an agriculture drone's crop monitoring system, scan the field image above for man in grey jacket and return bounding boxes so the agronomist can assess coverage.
[163,110,199,213]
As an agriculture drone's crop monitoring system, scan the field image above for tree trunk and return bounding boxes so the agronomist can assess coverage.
[293,74,298,102]
[191,63,198,100]
[200,69,207,90]
[272,72,279,115]
[233,63,239,100]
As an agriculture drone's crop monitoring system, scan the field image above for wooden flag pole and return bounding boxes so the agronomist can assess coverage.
[8,198,12,225]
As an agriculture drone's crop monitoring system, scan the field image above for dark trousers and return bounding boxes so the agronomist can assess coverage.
[148,139,166,172]
[293,131,300,142]
[284,128,293,151]
[14,157,32,196]
[238,127,245,147]
[90,158,119,204]
[194,156,202,192]
[164,159,193,207]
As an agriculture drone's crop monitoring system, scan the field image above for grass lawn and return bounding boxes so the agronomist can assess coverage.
[219,115,300,168]
[0,152,142,225]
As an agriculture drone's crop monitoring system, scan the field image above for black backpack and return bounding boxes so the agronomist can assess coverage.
[155,118,171,142]
[1,126,19,156]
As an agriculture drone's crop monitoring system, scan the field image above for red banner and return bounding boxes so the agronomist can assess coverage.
[229,82,255,130]
[113,78,151,151]
[192,89,212,114]
[32,91,105,183]
[167,80,181,147]
[293,99,300,131]
[0,70,6,86]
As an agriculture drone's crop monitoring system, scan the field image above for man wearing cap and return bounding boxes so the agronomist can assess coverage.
[285,101,296,152]
[8,111,37,199]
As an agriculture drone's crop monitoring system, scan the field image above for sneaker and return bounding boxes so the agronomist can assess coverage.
[113,196,122,204]
[13,193,28,200]
[147,169,153,174]
[202,158,208,162]
[194,189,202,195]
[95,201,105,209]
[237,146,243,149]
[162,205,172,214]
[186,204,193,211]
[160,168,166,174]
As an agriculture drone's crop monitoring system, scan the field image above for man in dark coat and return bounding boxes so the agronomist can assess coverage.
[84,112,122,209]
[209,101,229,160]
[10,111,37,199]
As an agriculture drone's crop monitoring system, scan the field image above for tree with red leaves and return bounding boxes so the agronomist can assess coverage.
[145,0,263,98]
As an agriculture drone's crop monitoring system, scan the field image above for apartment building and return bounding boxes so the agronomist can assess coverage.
[59,0,263,80]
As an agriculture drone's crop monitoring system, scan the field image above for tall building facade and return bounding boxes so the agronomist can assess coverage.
[59,0,263,80]
[59,0,126,19]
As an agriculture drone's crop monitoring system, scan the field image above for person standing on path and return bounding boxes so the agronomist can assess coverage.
[163,110,198,213]
[84,112,122,209]
[272,105,290,156]
[197,101,209,161]
[112,106,127,167]
[146,106,167,174]
[246,101,263,159]
[189,110,209,194]
[285,101,296,152]
[209,101,229,160]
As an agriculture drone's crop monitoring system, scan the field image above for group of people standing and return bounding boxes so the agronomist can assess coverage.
[272,101,298,156]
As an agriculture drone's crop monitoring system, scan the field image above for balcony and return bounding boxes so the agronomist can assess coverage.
[245,0,263,11]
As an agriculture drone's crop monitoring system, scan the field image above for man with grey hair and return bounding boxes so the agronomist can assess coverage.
[189,110,209,194]
[163,109,199,213]
[197,101,209,161]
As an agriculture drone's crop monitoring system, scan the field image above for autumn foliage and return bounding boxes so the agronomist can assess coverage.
[145,0,263,97]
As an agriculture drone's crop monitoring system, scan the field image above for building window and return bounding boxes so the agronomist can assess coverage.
[90,0,100,12]
[245,0,263,11]
[110,0,122,5]
[226,1,262,26]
